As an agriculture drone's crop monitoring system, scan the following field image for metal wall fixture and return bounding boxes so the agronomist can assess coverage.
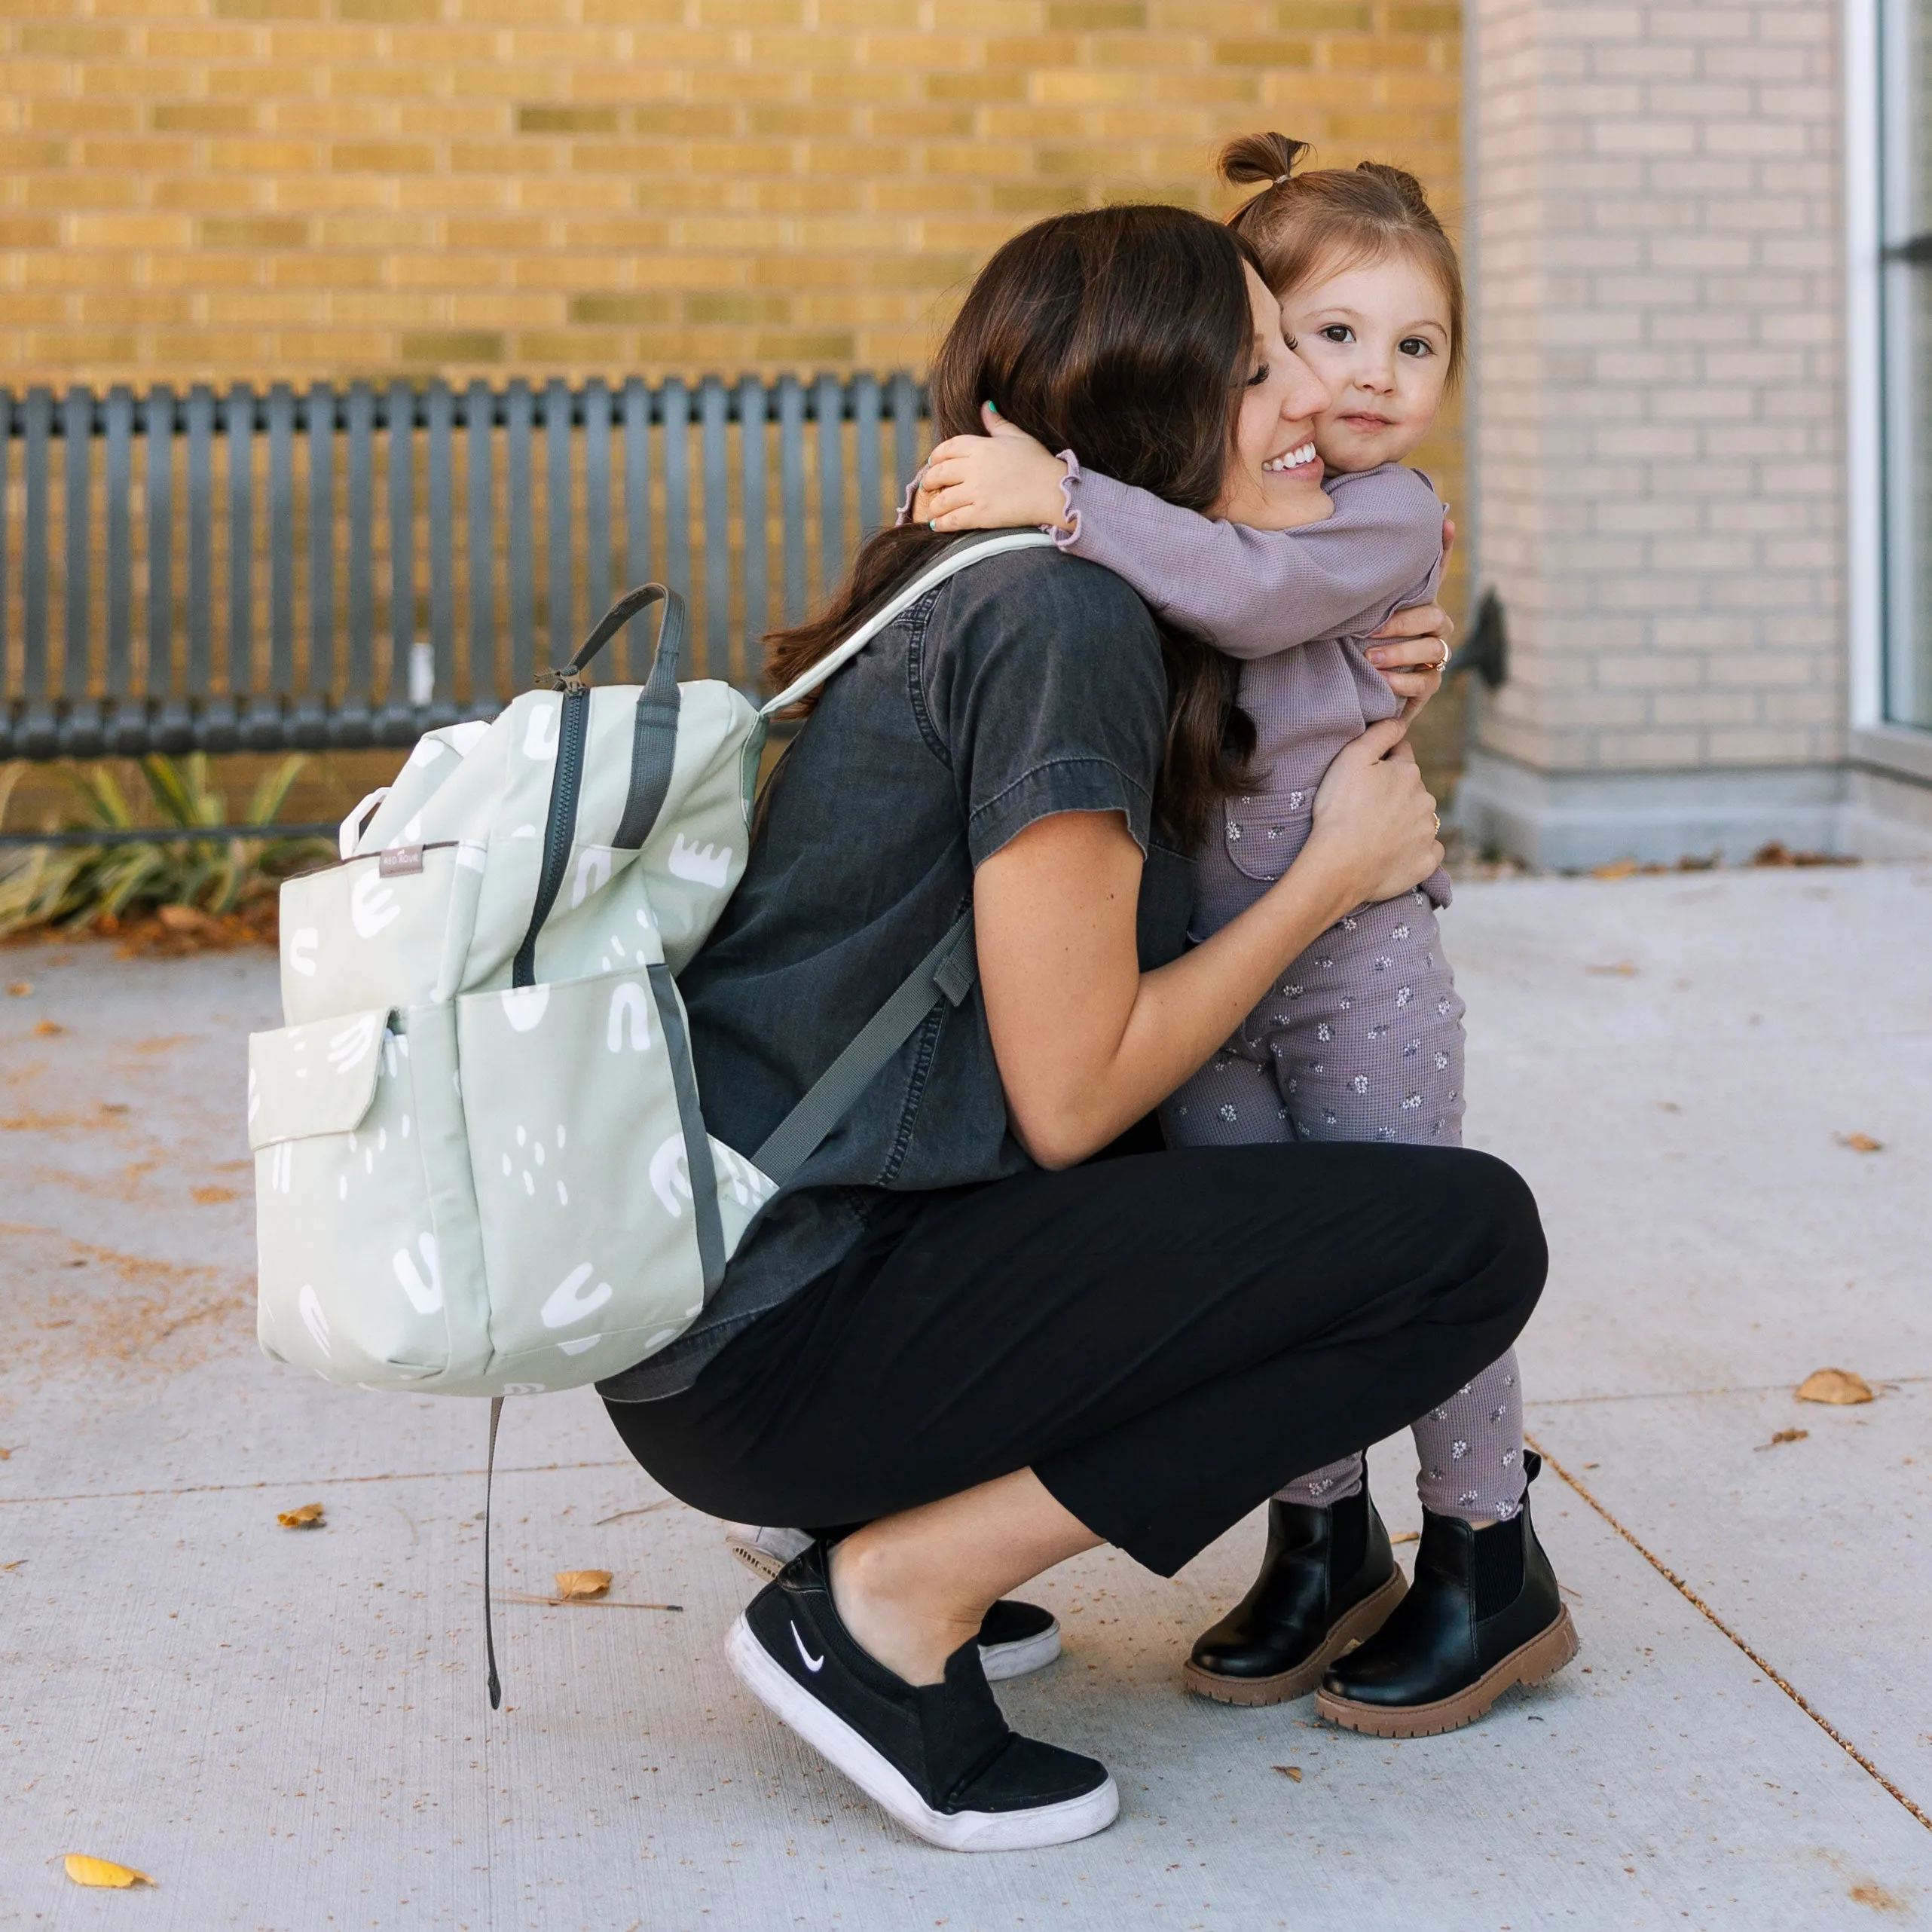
[0,373,928,759]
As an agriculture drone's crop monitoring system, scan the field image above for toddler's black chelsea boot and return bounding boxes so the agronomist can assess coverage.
[1316,1451,1578,1737]
[1185,1483,1406,1706]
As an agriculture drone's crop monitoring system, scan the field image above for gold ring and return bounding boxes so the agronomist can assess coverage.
[1435,641,1452,670]
[1432,813,1441,832]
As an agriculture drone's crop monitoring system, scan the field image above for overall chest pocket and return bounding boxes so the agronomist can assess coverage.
[1221,791,1314,885]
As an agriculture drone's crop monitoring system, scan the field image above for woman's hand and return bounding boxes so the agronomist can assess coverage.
[1302,717,1444,908]
[976,758,1435,1169]
[913,405,1074,533]
[1365,600,1454,719]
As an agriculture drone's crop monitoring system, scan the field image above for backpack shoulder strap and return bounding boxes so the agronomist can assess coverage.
[751,912,977,1188]
[758,529,1054,719]
[747,530,1051,1184]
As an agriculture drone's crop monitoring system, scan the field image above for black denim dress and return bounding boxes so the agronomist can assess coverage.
[604,543,1192,1401]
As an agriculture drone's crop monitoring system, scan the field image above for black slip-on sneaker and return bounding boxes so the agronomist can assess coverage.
[726,1525,1062,1681]
[977,1597,1062,1682]
[725,1542,1117,1853]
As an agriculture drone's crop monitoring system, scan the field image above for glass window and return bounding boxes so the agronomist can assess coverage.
[1882,0,1932,729]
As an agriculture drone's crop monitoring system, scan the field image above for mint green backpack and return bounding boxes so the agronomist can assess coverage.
[247,531,1050,1409]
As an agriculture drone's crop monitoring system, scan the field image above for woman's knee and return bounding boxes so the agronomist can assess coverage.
[1456,1149,1548,1319]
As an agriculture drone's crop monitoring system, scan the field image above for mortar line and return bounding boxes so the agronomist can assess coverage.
[1527,1435,1932,1834]
[0,1457,640,1508]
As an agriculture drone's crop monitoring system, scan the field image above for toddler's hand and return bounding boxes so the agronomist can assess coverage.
[913,404,1074,533]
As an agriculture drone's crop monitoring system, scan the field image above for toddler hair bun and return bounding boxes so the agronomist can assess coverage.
[1220,131,1313,192]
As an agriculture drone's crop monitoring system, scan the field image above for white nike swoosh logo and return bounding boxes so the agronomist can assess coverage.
[791,1621,824,1673]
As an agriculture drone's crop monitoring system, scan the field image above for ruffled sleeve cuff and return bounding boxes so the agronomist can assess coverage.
[1050,450,1083,549]
[894,468,925,528]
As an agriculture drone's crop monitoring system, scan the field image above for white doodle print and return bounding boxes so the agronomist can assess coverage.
[558,1336,600,1356]
[501,1380,546,1396]
[712,1142,776,1210]
[570,845,614,909]
[328,1013,381,1074]
[288,926,319,977]
[500,983,549,1032]
[392,1233,444,1314]
[650,1134,692,1218]
[667,833,732,889]
[523,703,559,761]
[540,1261,613,1329]
[350,868,401,938]
[606,982,651,1053]
[298,1283,332,1357]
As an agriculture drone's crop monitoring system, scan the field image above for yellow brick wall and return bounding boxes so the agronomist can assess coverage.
[2,0,1469,799]
[4,0,1461,386]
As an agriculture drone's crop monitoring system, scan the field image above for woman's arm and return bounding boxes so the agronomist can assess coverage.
[975,718,1441,1168]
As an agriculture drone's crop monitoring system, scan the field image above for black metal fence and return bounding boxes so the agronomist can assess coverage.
[0,373,929,760]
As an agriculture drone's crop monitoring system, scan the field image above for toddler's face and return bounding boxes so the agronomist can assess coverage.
[1279,251,1452,475]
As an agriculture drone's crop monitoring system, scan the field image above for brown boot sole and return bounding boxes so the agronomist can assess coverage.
[1314,1602,1579,1738]
[1182,1568,1408,1708]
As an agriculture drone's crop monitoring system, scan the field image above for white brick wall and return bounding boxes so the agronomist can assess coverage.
[1468,0,1845,781]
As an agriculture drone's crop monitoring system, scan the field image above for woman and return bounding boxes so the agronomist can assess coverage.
[600,206,1546,1853]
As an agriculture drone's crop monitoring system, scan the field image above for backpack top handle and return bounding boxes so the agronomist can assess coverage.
[548,582,686,701]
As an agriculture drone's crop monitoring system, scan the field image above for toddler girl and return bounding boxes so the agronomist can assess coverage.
[916,134,1576,1736]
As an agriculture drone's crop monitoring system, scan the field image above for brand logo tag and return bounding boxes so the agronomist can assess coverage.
[791,1622,825,1674]
[380,845,425,877]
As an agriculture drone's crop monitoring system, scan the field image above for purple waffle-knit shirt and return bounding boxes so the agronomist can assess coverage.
[1050,457,1451,908]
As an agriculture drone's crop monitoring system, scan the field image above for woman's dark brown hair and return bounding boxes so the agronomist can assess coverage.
[1221,130,1464,387]
[764,203,1266,846]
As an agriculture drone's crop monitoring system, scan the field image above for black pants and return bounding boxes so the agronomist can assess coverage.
[606,1145,1545,1576]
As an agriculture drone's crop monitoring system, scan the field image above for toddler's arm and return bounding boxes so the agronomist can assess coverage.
[915,418,1446,660]
[1061,463,1444,661]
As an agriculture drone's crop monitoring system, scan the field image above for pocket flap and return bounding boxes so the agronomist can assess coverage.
[1223,790,1313,885]
[248,1007,393,1150]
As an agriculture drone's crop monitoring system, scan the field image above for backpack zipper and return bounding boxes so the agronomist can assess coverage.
[512,685,590,988]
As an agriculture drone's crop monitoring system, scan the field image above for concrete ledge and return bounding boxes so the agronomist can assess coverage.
[1451,750,1852,868]
[1843,761,1932,857]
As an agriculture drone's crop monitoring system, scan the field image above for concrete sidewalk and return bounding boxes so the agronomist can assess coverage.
[3,864,1928,1930]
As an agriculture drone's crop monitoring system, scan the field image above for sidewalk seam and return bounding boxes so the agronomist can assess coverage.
[1528,1435,1932,1835]
[0,1457,640,1507]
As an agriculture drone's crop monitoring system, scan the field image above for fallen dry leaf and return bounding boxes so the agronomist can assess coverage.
[1835,1132,1883,1154]
[7,981,31,996]
[1274,1765,1304,1782]
[32,1019,63,1037]
[1389,1530,1420,1545]
[553,1569,613,1600]
[1586,961,1638,977]
[190,1185,237,1205]
[1591,858,1640,879]
[277,1502,326,1528]
[1796,1368,1875,1406]
[1759,1428,1809,1449]
[155,904,210,933]
[64,1854,153,1889]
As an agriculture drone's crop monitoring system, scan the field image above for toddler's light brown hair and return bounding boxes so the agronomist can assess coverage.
[1219,131,1464,388]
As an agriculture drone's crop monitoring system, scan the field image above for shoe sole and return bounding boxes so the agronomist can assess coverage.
[1313,1603,1580,1739]
[729,1539,1062,1683]
[725,1612,1119,1852]
[1181,1567,1408,1708]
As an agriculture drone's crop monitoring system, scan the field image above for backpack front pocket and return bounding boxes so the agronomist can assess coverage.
[250,1005,477,1384]
[451,964,772,1392]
